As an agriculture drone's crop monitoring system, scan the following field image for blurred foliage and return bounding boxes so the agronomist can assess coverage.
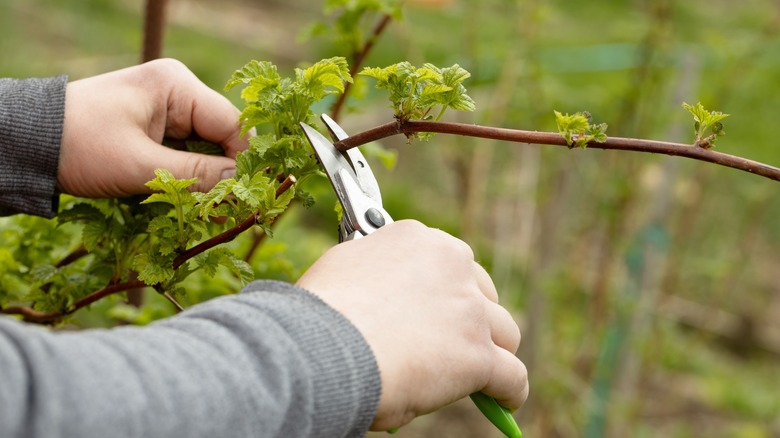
[2,0,780,436]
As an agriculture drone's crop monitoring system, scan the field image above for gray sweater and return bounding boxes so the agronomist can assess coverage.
[0,76,381,437]
[0,76,65,218]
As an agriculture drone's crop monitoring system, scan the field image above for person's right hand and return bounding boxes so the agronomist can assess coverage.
[296,220,529,431]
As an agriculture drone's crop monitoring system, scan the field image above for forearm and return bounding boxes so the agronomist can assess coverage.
[0,280,381,438]
[0,75,67,218]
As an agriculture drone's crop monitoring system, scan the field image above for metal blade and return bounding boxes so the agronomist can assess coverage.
[321,113,350,142]
[300,122,357,184]
[320,114,383,205]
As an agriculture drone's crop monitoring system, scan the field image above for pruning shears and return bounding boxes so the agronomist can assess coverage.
[300,114,522,438]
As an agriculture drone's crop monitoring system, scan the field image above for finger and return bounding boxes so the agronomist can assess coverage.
[487,302,521,353]
[162,64,249,158]
[138,138,238,193]
[473,262,499,303]
[188,87,248,158]
[481,348,529,411]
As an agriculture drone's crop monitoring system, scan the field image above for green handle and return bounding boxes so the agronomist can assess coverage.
[387,392,521,437]
[469,392,522,438]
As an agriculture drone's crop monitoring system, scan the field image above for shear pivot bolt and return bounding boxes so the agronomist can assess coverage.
[365,208,386,228]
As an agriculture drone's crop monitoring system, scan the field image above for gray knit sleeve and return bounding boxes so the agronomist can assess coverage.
[0,280,382,438]
[0,75,67,218]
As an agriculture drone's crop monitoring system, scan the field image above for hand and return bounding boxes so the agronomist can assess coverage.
[296,220,529,431]
[58,59,248,198]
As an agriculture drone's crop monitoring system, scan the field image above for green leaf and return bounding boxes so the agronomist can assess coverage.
[235,151,266,180]
[360,66,389,82]
[237,105,271,136]
[30,264,58,284]
[146,216,179,256]
[682,101,730,147]
[419,83,454,100]
[295,56,352,101]
[257,222,275,238]
[194,251,221,278]
[413,66,442,82]
[248,134,276,160]
[142,169,197,208]
[81,219,109,252]
[133,251,175,285]
[241,73,281,103]
[195,178,236,220]
[199,248,254,285]
[217,249,255,285]
[296,191,316,209]
[555,110,608,149]
[267,184,296,217]
[225,60,280,94]
[234,173,275,210]
[361,62,476,123]
[57,203,105,226]
[144,169,197,194]
[555,110,589,133]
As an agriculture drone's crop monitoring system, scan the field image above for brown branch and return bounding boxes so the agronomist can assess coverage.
[1,280,146,324]
[173,213,258,269]
[56,245,89,268]
[333,120,780,182]
[173,175,297,270]
[331,14,394,122]
[0,306,59,323]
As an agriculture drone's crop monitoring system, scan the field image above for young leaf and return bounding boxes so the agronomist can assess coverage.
[682,102,729,148]
[214,248,255,285]
[233,173,274,210]
[141,169,197,209]
[81,219,110,252]
[225,60,281,96]
[146,216,180,256]
[361,62,476,125]
[195,179,236,220]
[295,57,352,101]
[554,110,608,149]
[265,184,296,217]
[248,134,276,160]
[133,251,175,285]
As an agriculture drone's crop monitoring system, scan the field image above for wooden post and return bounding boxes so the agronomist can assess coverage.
[141,0,169,62]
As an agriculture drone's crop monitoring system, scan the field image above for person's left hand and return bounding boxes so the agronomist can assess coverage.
[58,58,248,198]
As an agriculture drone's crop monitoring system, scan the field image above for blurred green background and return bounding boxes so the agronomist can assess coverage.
[2,0,780,436]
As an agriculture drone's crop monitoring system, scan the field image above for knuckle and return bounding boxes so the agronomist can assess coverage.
[393,219,427,234]
[140,59,195,92]
[146,58,188,76]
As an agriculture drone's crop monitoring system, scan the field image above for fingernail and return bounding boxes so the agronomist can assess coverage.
[220,168,236,180]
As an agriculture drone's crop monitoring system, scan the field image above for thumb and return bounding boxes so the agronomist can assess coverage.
[146,143,237,192]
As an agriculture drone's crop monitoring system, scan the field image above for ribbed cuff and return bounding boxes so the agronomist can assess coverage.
[239,280,382,437]
[0,75,67,218]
